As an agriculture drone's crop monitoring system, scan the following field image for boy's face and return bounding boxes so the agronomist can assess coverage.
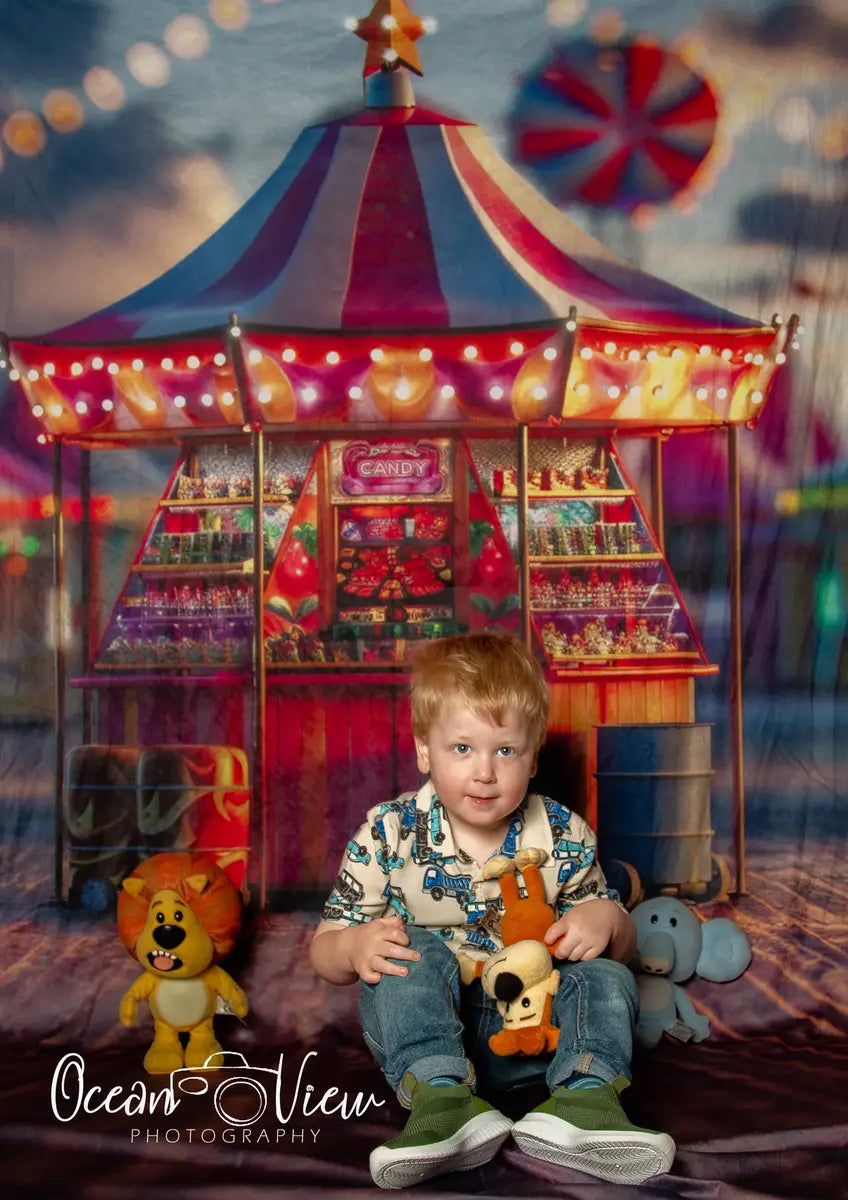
[415,701,538,841]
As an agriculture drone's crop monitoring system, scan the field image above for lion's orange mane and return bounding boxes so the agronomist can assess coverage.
[117,851,242,961]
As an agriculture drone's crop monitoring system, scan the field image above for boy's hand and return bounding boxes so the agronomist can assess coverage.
[544,899,635,963]
[344,915,421,984]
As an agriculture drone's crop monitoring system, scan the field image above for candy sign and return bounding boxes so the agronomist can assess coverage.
[333,440,450,499]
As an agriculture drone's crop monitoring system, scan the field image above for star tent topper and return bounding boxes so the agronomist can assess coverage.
[347,1,435,78]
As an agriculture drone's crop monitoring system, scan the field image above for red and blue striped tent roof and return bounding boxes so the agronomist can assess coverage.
[47,105,766,343]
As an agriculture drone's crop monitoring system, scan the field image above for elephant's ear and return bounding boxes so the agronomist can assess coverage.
[696,918,752,982]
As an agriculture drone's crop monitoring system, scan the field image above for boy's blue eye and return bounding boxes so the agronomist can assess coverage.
[497,747,515,757]
[453,744,470,754]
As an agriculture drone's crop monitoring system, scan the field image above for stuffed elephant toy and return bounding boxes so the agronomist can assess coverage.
[630,897,752,1048]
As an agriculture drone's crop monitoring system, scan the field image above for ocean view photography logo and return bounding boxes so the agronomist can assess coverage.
[51,1049,385,1145]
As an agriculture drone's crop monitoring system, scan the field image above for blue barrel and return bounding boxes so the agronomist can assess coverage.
[595,724,713,888]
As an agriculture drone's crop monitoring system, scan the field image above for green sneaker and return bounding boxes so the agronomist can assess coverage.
[511,1076,675,1184]
[369,1075,512,1190]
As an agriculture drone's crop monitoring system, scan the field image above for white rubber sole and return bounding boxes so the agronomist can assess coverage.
[370,1110,513,1190]
[511,1112,676,1184]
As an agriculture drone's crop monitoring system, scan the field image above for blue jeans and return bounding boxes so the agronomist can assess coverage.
[358,926,638,1109]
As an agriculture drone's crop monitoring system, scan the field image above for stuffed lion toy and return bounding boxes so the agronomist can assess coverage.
[117,851,248,1075]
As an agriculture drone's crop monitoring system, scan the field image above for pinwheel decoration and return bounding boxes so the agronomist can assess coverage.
[508,36,720,212]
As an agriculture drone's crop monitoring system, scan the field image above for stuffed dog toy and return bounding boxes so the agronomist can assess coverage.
[631,896,752,1048]
[460,848,560,1056]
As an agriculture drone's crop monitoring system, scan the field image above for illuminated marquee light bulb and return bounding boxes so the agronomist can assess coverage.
[343,17,359,32]
[201,393,214,407]
[670,348,685,360]
[543,347,558,361]
[646,349,658,361]
[326,351,340,364]
[142,398,157,413]
[102,398,114,411]
[214,352,227,366]
[575,383,589,397]
[603,341,617,355]
[418,347,433,362]
[422,17,437,33]
[628,350,641,361]
[721,348,733,361]
[751,390,764,404]
[489,385,504,400]
[49,403,63,417]
[607,385,621,399]
[531,385,547,401]
[348,385,362,400]
[716,387,728,400]
[301,386,318,403]
[173,395,187,408]
[257,387,272,404]
[37,434,47,444]
[752,353,764,365]
[775,352,787,364]
[383,48,399,64]
[92,356,104,370]
[791,341,800,350]
[381,14,398,28]
[282,348,296,363]
[187,355,200,370]
[696,387,709,400]
[32,404,45,417]
[579,347,593,360]
[744,352,753,364]
[71,362,83,376]
[221,391,235,406]
[565,319,577,332]
[463,345,479,360]
[440,384,455,400]
[43,362,55,376]
[161,357,174,370]
[107,362,119,375]
[131,358,144,371]
[230,325,241,338]
[75,400,88,415]
[9,369,20,381]
[370,348,384,362]
[248,348,262,365]
[699,345,711,356]
[27,369,39,381]
[510,341,524,356]
[394,379,412,400]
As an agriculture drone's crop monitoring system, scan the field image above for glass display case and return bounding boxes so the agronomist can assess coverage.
[94,441,313,671]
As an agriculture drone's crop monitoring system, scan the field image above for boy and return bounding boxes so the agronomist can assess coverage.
[309,633,675,1189]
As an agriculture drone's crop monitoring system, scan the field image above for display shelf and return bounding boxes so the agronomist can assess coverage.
[528,554,663,564]
[160,496,294,508]
[494,490,635,501]
[93,439,315,671]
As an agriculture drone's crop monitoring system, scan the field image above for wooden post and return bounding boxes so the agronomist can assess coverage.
[52,440,66,905]
[727,425,747,895]
[517,424,531,649]
[650,435,665,552]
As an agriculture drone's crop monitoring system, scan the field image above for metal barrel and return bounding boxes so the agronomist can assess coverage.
[595,723,713,888]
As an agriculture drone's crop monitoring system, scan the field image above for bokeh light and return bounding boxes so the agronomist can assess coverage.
[4,554,28,578]
[209,0,251,33]
[547,0,587,27]
[814,109,848,162]
[83,67,127,112]
[773,96,815,145]
[589,8,625,43]
[3,110,46,157]
[164,14,211,60]
[42,90,85,134]
[21,535,40,558]
[126,42,172,88]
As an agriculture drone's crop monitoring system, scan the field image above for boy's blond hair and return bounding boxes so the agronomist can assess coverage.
[411,633,549,751]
